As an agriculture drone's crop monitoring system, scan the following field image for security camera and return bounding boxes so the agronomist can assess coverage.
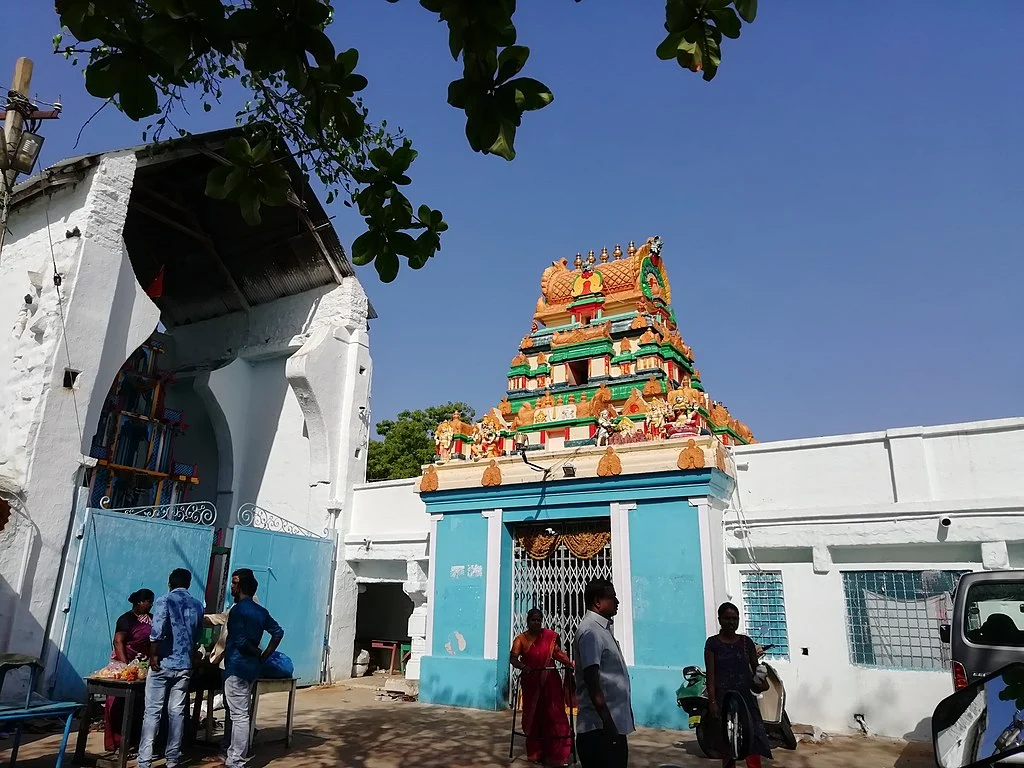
[939,517,952,528]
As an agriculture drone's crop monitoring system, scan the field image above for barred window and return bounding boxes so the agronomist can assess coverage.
[842,570,962,670]
[741,571,790,660]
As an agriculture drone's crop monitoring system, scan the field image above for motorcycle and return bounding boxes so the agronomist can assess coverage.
[676,643,798,759]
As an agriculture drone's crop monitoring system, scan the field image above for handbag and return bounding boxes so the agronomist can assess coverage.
[746,637,770,694]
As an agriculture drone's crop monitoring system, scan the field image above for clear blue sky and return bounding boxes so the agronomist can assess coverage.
[8,2,1023,441]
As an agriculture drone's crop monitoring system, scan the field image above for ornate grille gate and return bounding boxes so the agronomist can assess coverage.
[509,519,612,703]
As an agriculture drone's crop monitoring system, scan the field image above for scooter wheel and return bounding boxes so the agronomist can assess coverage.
[695,721,721,759]
[778,712,798,750]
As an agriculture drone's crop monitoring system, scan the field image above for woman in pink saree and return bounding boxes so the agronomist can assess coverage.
[104,589,154,753]
[510,609,575,767]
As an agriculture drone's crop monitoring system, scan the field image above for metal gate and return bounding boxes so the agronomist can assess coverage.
[226,505,335,687]
[53,503,216,701]
[510,519,613,666]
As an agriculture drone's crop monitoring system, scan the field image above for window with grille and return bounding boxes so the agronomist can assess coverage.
[740,571,790,660]
[842,570,963,670]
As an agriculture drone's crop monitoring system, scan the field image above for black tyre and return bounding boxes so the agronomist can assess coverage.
[721,691,752,761]
[778,711,798,750]
[695,721,721,759]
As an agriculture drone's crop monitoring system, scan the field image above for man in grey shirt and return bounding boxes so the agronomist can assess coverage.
[573,578,635,768]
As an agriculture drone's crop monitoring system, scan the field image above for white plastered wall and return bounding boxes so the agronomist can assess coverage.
[0,154,161,666]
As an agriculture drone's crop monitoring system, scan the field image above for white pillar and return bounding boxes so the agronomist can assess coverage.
[403,558,429,680]
[482,509,503,660]
[692,497,728,639]
[425,514,442,658]
[609,502,636,666]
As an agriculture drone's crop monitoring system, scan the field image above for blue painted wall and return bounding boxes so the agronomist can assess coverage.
[54,509,214,701]
[627,499,707,728]
[227,526,334,686]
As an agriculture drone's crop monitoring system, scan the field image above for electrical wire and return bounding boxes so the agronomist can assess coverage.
[40,151,85,446]
[726,443,763,573]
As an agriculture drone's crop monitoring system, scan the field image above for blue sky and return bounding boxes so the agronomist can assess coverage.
[8,2,1023,441]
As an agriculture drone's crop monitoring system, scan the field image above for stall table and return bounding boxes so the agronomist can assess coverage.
[248,678,297,749]
[72,678,144,768]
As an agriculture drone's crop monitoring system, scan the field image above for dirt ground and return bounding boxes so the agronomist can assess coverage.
[1,680,935,768]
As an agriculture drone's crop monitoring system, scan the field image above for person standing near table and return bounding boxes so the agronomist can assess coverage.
[223,572,284,768]
[573,578,634,768]
[138,569,205,768]
[104,588,154,753]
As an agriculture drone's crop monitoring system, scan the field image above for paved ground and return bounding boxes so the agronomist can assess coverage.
[2,681,935,768]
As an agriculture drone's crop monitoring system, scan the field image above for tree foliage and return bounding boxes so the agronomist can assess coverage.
[366,402,475,481]
[54,0,757,282]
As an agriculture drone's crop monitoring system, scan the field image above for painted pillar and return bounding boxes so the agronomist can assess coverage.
[627,497,711,728]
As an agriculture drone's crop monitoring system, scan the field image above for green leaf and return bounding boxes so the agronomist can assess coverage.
[374,249,400,282]
[465,99,501,153]
[389,231,418,257]
[85,54,130,99]
[118,72,160,120]
[496,45,530,84]
[205,165,245,199]
[735,0,758,23]
[351,229,382,266]
[224,137,253,164]
[506,77,554,112]
[447,78,468,109]
[336,48,359,75]
[710,7,741,39]
[656,32,685,61]
[237,188,263,225]
[487,118,516,161]
[368,148,393,171]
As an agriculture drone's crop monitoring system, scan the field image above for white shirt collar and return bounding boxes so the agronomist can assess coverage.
[586,609,614,630]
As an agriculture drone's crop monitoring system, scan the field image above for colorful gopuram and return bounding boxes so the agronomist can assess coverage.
[428,236,753,482]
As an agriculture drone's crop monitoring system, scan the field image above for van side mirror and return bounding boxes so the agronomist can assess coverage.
[932,662,1024,767]
[939,624,951,644]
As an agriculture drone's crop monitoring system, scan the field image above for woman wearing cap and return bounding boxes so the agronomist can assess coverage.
[104,588,154,753]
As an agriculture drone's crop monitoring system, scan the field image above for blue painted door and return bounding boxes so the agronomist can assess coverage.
[53,509,214,701]
[226,527,334,686]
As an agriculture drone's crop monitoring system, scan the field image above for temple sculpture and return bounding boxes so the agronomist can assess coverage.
[432,236,754,464]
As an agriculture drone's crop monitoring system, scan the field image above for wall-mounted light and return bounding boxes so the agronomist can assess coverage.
[562,464,576,478]
[9,131,44,175]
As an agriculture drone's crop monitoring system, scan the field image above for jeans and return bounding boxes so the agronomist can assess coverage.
[576,729,628,768]
[137,667,191,768]
[223,676,254,768]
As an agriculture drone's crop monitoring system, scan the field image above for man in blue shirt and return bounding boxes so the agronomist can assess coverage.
[138,568,205,768]
[223,572,284,768]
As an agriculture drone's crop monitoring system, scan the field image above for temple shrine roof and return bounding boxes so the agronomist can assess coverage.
[422,235,753,492]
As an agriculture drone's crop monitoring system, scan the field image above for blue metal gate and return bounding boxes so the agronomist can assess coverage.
[53,504,216,701]
[227,506,335,687]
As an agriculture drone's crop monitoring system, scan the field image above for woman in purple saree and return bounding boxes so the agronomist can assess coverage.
[103,589,154,753]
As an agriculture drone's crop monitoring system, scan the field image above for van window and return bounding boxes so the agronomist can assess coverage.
[963,582,1024,648]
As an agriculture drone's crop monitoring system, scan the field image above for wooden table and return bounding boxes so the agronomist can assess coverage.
[370,641,401,675]
[72,678,144,768]
[248,678,297,749]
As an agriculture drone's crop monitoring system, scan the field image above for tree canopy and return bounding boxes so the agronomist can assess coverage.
[366,402,475,481]
[54,0,757,282]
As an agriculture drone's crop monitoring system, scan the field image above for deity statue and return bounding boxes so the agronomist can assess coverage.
[646,398,670,440]
[470,417,502,461]
[596,409,617,447]
[538,390,556,409]
[434,422,455,464]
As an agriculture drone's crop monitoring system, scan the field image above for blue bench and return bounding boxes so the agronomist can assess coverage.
[0,654,81,768]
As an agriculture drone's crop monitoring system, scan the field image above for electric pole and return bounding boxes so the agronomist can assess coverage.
[0,57,62,260]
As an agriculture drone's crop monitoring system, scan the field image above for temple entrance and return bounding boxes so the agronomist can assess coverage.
[510,518,613,671]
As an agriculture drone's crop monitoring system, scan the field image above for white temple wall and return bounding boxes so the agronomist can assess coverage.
[348,417,1024,732]
[0,154,161,664]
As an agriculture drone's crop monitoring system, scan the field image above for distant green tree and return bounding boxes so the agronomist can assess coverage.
[366,402,476,481]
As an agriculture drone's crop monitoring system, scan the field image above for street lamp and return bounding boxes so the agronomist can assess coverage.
[8,130,43,174]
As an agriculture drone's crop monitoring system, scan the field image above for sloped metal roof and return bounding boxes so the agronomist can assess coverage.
[11,127,376,324]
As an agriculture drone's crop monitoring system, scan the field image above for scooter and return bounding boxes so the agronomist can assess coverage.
[676,643,798,759]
